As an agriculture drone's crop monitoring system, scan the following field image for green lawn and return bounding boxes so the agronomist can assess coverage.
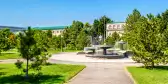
[127,66,168,84]
[48,49,81,54]
[47,49,60,54]
[0,49,20,59]
[0,63,85,84]
[0,53,20,60]
[0,49,81,60]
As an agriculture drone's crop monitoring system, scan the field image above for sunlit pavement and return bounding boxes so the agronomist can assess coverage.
[50,52,135,63]
[49,52,140,84]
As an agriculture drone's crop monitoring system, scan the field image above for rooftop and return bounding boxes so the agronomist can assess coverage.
[112,22,125,23]
[33,26,68,30]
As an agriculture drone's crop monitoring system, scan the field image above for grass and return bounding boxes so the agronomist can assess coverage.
[0,53,21,60]
[48,49,60,54]
[0,49,20,60]
[127,66,168,84]
[48,48,81,54]
[0,63,85,84]
[0,49,81,60]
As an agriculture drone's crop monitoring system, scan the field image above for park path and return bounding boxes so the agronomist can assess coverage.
[68,62,134,84]
[50,52,138,84]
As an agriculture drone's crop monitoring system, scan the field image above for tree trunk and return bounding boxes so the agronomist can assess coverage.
[151,61,155,68]
[26,57,29,79]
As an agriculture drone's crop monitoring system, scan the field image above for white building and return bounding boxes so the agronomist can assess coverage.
[34,26,67,36]
[106,22,125,37]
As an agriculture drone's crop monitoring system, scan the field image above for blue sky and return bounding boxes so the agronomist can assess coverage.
[0,0,168,27]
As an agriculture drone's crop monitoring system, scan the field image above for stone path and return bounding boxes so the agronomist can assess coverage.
[50,53,139,84]
[50,52,135,63]
[68,63,135,84]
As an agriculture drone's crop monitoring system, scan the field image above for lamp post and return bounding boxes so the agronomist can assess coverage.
[99,35,102,44]
[104,17,106,45]
[61,35,63,52]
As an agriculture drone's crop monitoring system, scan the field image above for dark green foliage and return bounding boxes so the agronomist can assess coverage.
[91,15,112,43]
[76,29,91,50]
[62,21,90,50]
[105,32,120,45]
[0,28,14,53]
[15,60,23,69]
[46,30,52,38]
[16,27,50,79]
[51,36,61,50]
[123,9,168,68]
[60,16,112,50]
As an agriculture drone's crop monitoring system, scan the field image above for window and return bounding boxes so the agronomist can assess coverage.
[108,24,112,30]
[113,25,115,29]
[122,24,124,28]
[117,25,120,29]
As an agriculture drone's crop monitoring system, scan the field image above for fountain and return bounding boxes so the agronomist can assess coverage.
[83,40,132,59]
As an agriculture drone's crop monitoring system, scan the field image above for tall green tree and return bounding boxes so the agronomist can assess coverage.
[76,29,90,50]
[92,19,100,37]
[99,15,112,39]
[105,32,120,45]
[0,28,13,53]
[17,27,50,79]
[92,16,112,44]
[63,21,84,50]
[46,30,52,38]
[123,9,168,68]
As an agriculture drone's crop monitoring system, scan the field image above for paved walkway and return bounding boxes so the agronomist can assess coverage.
[68,63,134,84]
[50,52,135,63]
[50,52,139,84]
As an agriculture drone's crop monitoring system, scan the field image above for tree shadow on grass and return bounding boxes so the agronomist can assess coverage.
[0,74,65,84]
[153,66,168,70]
[0,72,6,76]
[137,66,168,70]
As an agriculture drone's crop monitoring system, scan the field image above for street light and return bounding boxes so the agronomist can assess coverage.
[61,35,63,52]
[104,17,106,45]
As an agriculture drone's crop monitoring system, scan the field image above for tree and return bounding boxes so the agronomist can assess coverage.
[92,16,112,44]
[99,15,112,39]
[76,29,90,50]
[92,19,100,37]
[105,32,120,45]
[62,21,84,50]
[16,27,50,79]
[46,30,52,38]
[0,28,13,53]
[123,9,168,68]
[51,36,59,50]
[62,27,70,47]
[9,33,17,48]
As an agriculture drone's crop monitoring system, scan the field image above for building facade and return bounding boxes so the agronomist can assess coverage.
[34,26,67,36]
[0,26,26,33]
[106,22,125,37]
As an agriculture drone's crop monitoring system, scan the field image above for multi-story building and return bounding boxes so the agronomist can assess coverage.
[34,26,67,36]
[0,26,26,33]
[106,22,125,37]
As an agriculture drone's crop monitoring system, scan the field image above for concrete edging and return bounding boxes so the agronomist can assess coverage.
[65,66,86,84]
[124,66,137,84]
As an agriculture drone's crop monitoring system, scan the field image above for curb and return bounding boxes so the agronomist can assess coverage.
[65,66,86,84]
[124,66,137,84]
